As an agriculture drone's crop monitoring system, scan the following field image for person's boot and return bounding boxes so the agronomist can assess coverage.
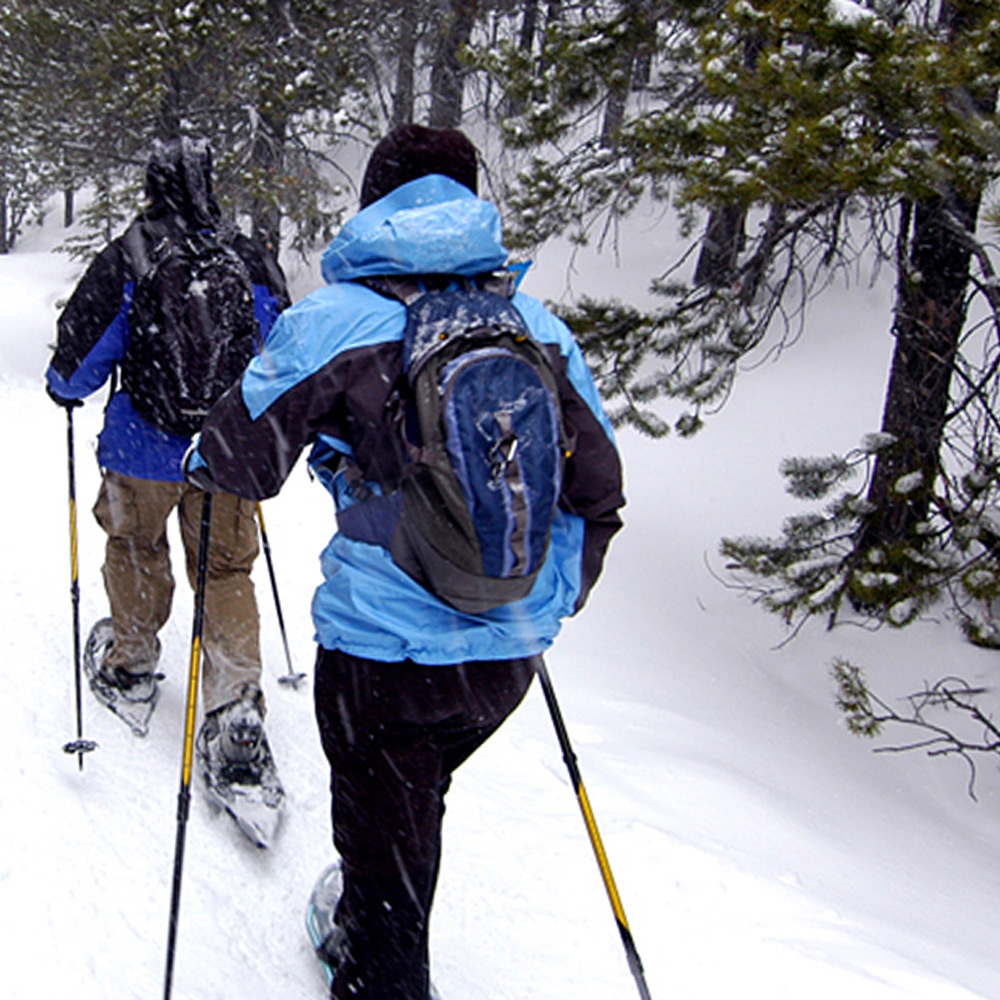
[97,662,158,703]
[197,692,267,782]
[83,618,161,737]
[195,690,285,847]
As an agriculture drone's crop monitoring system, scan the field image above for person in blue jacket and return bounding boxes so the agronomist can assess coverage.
[45,137,290,781]
[186,124,624,1000]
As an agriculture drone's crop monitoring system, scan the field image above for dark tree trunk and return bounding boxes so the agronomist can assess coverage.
[156,68,185,140]
[599,0,658,148]
[632,49,652,90]
[0,191,8,254]
[861,190,981,547]
[693,34,761,287]
[518,0,539,53]
[536,1,563,80]
[693,205,746,287]
[250,110,286,256]
[391,0,418,127]
[599,57,632,147]
[428,0,479,129]
[63,186,75,228]
[860,0,993,550]
[500,0,540,119]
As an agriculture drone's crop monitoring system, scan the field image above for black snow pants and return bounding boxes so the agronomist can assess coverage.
[313,647,536,1000]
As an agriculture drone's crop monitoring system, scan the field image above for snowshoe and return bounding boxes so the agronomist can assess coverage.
[305,861,442,998]
[195,695,285,849]
[306,861,346,987]
[82,618,160,738]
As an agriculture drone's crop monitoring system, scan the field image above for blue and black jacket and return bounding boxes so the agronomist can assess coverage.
[189,175,625,665]
[45,142,290,481]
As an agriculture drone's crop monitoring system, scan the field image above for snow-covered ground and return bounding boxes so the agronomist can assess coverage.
[3,196,1000,1000]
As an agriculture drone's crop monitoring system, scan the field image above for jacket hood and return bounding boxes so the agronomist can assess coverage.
[143,136,221,229]
[321,175,508,284]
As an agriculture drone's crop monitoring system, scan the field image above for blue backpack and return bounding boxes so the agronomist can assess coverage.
[339,274,569,614]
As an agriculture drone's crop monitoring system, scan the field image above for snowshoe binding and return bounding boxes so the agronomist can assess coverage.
[82,618,160,738]
[196,694,285,849]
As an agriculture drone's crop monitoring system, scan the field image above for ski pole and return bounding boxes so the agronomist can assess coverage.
[60,406,97,768]
[534,658,653,1000]
[163,490,212,1000]
[256,501,306,688]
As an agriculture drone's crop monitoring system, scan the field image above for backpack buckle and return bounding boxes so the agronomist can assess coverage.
[489,412,519,482]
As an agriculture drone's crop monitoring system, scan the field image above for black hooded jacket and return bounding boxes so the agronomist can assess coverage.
[45,137,290,479]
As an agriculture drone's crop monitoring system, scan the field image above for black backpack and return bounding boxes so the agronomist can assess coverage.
[337,274,571,614]
[122,229,258,437]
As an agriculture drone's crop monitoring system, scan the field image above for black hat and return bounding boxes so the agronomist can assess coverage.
[359,124,479,208]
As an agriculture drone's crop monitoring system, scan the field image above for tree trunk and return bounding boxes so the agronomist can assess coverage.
[428,0,479,128]
[499,0,540,119]
[391,0,417,127]
[599,0,657,148]
[693,205,746,287]
[860,0,993,550]
[518,0,539,54]
[250,110,285,256]
[156,68,185,139]
[861,190,981,547]
[0,190,8,254]
[599,56,633,147]
[693,34,761,286]
[63,186,75,228]
[632,49,652,91]
[536,0,562,80]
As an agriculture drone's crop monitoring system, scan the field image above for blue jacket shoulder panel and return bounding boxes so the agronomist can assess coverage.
[241,282,403,420]
[252,284,283,342]
[97,394,192,481]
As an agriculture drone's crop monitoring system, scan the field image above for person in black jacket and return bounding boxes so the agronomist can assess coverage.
[45,137,290,797]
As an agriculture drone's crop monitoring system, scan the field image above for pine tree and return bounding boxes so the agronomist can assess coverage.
[0,0,372,256]
[480,0,1000,758]
[0,0,64,251]
[711,1,1000,641]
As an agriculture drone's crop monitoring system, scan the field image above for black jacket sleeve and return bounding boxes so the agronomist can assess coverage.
[550,347,626,611]
[191,341,400,501]
[49,240,129,381]
[231,232,291,312]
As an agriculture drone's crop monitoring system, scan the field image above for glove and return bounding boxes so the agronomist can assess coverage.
[182,441,214,491]
[46,385,83,409]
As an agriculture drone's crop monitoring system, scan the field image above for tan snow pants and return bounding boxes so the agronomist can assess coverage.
[93,470,263,715]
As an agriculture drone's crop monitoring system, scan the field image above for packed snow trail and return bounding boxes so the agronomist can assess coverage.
[3,224,1000,999]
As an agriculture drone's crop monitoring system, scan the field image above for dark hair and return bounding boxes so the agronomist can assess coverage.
[359,124,478,208]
